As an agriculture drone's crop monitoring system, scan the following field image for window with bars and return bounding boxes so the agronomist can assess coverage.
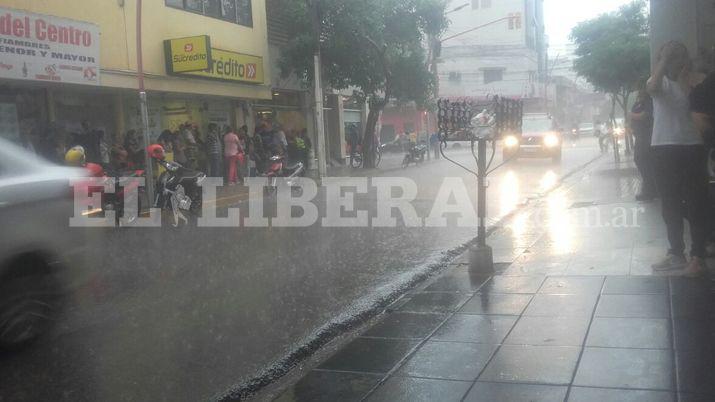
[509,13,522,30]
[472,0,492,9]
[166,0,253,27]
[483,69,504,84]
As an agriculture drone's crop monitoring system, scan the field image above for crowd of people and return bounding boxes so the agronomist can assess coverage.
[43,117,312,186]
[631,40,715,277]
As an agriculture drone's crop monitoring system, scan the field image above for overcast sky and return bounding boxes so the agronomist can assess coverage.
[544,0,639,48]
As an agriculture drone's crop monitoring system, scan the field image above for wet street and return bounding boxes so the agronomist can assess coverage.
[0,138,602,401]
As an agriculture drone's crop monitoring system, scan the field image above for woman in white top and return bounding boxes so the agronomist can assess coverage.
[646,41,709,276]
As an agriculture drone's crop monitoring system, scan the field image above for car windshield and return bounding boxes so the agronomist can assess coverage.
[523,119,553,133]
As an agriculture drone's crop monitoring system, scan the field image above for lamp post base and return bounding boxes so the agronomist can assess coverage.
[469,244,494,274]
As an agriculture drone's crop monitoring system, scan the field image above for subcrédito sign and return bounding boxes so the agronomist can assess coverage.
[0,7,100,85]
[163,35,211,74]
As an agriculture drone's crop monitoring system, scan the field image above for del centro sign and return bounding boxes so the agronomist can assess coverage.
[0,7,100,85]
[164,36,264,85]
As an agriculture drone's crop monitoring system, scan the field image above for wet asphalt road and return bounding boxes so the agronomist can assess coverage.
[0,138,603,401]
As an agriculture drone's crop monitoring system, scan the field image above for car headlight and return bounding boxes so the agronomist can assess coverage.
[544,134,560,148]
[504,135,519,148]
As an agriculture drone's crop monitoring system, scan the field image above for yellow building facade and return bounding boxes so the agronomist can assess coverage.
[0,0,271,159]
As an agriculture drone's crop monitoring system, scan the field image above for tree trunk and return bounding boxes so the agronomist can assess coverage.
[362,103,383,168]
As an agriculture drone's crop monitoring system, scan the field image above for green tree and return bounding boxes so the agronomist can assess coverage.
[278,0,449,168]
[570,0,650,145]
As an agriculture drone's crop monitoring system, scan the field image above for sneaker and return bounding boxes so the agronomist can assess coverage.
[683,257,707,278]
[652,254,687,271]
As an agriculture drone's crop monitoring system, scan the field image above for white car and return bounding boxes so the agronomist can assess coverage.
[578,123,595,136]
[0,138,89,349]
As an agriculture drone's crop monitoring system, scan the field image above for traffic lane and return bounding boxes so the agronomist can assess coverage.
[0,139,602,401]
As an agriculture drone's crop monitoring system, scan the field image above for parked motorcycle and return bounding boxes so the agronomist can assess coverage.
[402,142,428,168]
[263,154,305,196]
[151,147,206,227]
[104,167,145,226]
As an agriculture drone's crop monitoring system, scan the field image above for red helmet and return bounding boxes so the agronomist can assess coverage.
[85,162,105,178]
[147,144,165,160]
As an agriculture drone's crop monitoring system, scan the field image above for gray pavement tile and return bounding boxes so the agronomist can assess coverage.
[676,347,715,395]
[479,275,545,294]
[464,382,568,402]
[586,317,671,349]
[671,292,715,320]
[362,312,447,339]
[567,387,675,402]
[459,293,533,315]
[573,347,674,390]
[397,292,472,313]
[505,316,590,347]
[423,268,490,292]
[602,276,669,294]
[317,338,418,374]
[478,345,580,385]
[673,318,715,352]
[274,371,381,402]
[365,376,471,402]
[678,393,715,402]
[396,341,498,381]
[595,294,670,318]
[538,276,604,295]
[669,277,715,297]
[523,294,599,317]
[431,314,517,344]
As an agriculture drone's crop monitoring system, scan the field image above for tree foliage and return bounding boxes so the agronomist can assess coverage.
[278,0,449,167]
[570,0,650,129]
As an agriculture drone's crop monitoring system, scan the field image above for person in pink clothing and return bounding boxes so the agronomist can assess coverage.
[223,127,244,185]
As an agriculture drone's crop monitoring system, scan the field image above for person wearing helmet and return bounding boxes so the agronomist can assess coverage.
[147,144,166,161]
[65,145,105,177]
[65,145,87,167]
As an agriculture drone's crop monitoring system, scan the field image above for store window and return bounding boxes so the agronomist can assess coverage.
[204,0,221,17]
[166,0,253,27]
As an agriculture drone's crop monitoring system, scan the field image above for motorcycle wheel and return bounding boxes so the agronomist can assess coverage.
[351,154,363,168]
[402,155,411,169]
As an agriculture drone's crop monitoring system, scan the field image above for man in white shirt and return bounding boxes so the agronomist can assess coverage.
[647,41,709,276]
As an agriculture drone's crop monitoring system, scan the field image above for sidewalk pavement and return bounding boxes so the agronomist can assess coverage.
[270,155,715,402]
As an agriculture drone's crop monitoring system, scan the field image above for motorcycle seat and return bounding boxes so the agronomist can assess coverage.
[284,162,303,171]
[180,171,205,181]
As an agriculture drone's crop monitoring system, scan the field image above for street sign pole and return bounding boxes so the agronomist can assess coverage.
[311,0,328,180]
[470,137,493,273]
[136,0,155,206]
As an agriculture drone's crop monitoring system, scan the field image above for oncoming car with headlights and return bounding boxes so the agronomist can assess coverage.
[502,114,562,163]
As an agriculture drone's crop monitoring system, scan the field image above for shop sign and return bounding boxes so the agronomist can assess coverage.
[184,48,264,84]
[0,7,100,85]
[163,35,211,74]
